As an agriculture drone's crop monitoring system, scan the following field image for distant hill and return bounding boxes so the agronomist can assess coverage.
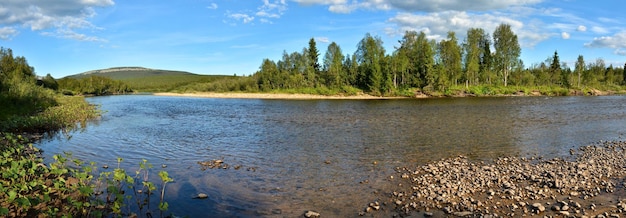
[67,67,233,92]
[68,67,197,80]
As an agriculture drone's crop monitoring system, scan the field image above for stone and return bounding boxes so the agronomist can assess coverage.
[194,193,208,199]
[424,212,433,217]
[453,211,473,217]
[532,203,546,212]
[304,210,320,218]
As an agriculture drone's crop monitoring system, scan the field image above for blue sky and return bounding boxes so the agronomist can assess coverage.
[1,0,625,78]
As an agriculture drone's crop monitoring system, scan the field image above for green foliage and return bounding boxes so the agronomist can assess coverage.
[0,96,100,133]
[0,135,174,217]
[57,75,132,96]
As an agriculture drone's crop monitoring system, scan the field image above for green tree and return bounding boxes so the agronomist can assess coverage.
[343,54,359,86]
[396,31,419,87]
[622,63,626,85]
[40,74,59,90]
[355,33,386,95]
[323,42,345,88]
[256,59,279,91]
[416,32,435,89]
[437,31,462,88]
[464,28,488,86]
[575,55,585,87]
[479,36,494,84]
[308,38,321,74]
[550,51,570,88]
[493,23,521,87]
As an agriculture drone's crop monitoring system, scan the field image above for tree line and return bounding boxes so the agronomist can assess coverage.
[57,76,132,96]
[252,23,626,96]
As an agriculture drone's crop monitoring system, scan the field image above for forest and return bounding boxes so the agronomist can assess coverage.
[248,23,626,96]
[57,76,132,96]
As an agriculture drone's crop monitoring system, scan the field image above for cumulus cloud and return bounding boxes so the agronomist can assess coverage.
[0,27,19,40]
[584,31,626,55]
[561,32,570,39]
[228,13,255,24]
[293,0,543,13]
[257,0,288,18]
[386,11,549,47]
[577,25,587,32]
[0,0,113,41]
[226,0,287,24]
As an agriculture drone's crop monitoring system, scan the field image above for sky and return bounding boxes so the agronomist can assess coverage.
[1,0,626,78]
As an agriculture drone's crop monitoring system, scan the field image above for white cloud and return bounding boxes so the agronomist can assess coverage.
[257,0,288,18]
[42,28,107,42]
[207,3,218,10]
[0,0,113,41]
[561,32,570,39]
[584,31,626,56]
[577,25,587,32]
[228,13,255,24]
[226,0,286,24]
[315,36,330,43]
[591,26,609,34]
[386,11,549,47]
[0,26,19,40]
[293,0,543,13]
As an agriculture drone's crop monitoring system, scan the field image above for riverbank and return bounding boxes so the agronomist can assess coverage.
[153,92,409,99]
[152,86,625,100]
[369,141,626,217]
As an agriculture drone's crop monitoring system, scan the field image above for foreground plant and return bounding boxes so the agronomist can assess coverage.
[0,133,174,217]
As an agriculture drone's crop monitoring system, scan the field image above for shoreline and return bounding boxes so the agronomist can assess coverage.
[152,92,410,100]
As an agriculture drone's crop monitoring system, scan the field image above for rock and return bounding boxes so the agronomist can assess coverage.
[561,205,569,211]
[304,210,320,218]
[558,211,570,216]
[453,211,473,217]
[532,203,546,213]
[424,212,433,217]
[194,193,208,199]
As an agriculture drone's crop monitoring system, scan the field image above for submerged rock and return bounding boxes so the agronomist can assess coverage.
[304,210,320,218]
[371,141,626,217]
[193,193,208,199]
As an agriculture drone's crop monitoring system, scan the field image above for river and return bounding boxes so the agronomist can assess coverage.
[36,95,626,217]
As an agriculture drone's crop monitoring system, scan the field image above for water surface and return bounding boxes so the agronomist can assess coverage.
[37,95,626,217]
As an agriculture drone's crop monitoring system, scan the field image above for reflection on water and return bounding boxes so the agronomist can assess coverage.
[36,95,626,217]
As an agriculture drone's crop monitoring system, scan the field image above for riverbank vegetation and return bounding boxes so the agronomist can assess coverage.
[1,47,173,217]
[176,23,625,97]
[57,76,133,96]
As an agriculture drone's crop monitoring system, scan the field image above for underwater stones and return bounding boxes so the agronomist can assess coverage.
[364,141,626,217]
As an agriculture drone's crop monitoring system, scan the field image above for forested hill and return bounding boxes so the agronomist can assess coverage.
[61,67,234,93]
[68,67,197,80]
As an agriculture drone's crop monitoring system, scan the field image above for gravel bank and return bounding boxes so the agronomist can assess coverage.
[366,141,626,217]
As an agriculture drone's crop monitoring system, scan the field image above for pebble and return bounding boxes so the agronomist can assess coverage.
[194,193,208,199]
[304,210,320,218]
[371,141,626,217]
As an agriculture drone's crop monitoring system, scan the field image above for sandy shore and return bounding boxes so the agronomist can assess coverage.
[152,92,409,100]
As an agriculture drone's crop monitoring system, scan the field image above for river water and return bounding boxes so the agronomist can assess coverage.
[36,95,626,217]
